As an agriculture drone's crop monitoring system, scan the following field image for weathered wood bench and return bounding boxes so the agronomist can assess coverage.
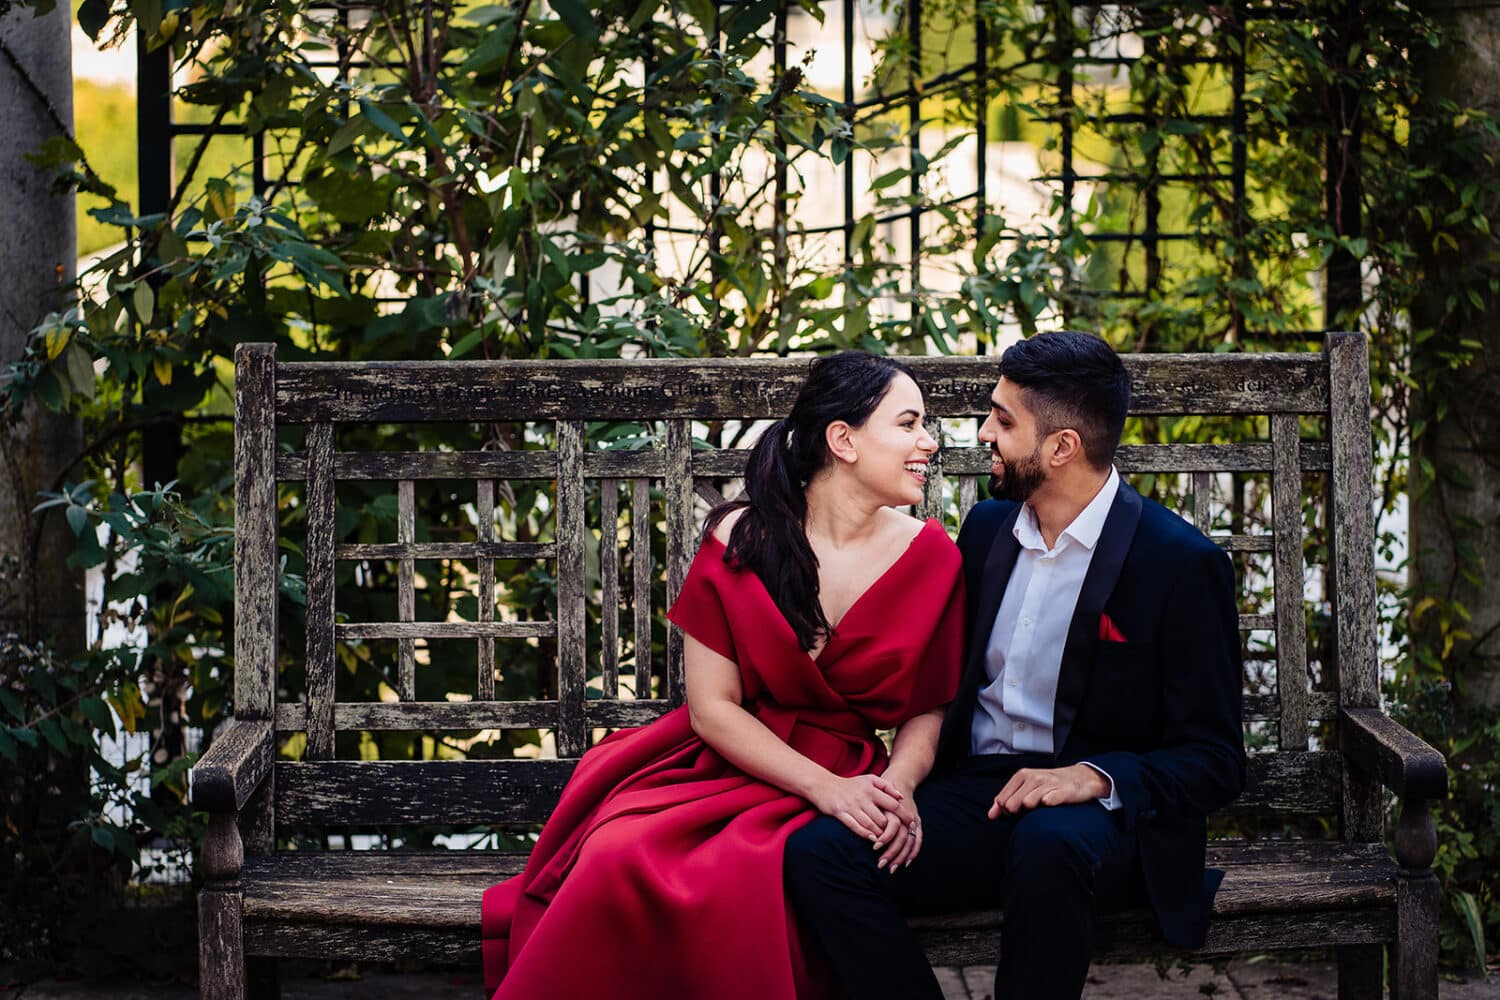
[191,334,1447,999]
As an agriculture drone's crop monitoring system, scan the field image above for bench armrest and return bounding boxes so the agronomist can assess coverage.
[1340,707,1447,802]
[190,719,275,813]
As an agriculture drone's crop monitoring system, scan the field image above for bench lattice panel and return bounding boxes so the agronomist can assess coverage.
[230,343,1371,833]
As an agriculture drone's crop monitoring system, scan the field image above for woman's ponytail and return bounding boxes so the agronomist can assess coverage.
[707,419,829,651]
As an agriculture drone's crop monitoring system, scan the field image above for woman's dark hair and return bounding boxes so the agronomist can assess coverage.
[999,331,1130,468]
[705,351,919,652]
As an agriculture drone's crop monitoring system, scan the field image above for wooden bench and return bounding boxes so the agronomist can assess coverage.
[190,333,1447,999]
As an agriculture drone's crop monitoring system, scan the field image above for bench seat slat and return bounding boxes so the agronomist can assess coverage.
[237,841,1396,931]
[243,907,1400,966]
[917,908,1397,966]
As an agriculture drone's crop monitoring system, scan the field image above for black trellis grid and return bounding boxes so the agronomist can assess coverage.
[136,2,1361,344]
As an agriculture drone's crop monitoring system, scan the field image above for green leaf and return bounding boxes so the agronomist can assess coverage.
[91,825,117,852]
[65,342,96,402]
[870,167,910,192]
[1163,118,1204,135]
[9,726,39,748]
[0,728,16,763]
[0,688,23,723]
[60,716,90,745]
[1453,890,1487,973]
[79,697,117,739]
[724,0,778,46]
[133,282,155,325]
[65,504,90,537]
[327,117,368,156]
[357,99,408,143]
[134,0,164,48]
[850,213,875,251]
[43,324,71,362]
[542,239,572,282]
[38,717,67,753]
[445,328,487,359]
[23,135,85,172]
[549,0,599,44]
[158,224,189,263]
[78,0,112,39]
[626,0,661,31]
[459,15,519,74]
[88,205,167,229]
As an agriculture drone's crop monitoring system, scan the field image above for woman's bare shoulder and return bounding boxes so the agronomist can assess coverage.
[879,505,929,544]
[710,506,747,546]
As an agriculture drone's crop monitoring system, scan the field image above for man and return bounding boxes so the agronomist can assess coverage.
[785,331,1246,1000]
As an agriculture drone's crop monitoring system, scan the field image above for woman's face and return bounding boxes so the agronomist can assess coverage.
[844,373,939,507]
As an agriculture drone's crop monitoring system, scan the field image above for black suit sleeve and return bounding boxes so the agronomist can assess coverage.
[1084,544,1246,827]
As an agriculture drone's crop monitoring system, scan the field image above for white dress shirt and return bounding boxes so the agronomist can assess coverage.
[971,467,1123,809]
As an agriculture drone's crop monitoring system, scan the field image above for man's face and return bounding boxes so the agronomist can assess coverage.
[977,377,1049,503]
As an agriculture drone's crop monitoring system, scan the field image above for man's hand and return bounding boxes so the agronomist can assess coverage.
[987,764,1110,818]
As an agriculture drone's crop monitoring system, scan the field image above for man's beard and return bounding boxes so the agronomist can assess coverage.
[989,441,1047,502]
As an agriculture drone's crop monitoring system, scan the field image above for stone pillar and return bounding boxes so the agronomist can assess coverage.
[0,3,84,654]
[1411,2,1500,714]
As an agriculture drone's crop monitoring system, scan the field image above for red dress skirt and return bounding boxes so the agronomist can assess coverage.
[481,519,964,999]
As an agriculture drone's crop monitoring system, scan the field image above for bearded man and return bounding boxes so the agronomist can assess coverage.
[785,331,1247,1000]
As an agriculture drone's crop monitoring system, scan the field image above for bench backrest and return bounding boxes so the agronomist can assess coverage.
[231,334,1380,843]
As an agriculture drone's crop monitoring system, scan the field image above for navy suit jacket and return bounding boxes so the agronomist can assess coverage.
[936,483,1247,948]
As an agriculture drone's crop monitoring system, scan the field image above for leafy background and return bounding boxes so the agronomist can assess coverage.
[1,0,1496,981]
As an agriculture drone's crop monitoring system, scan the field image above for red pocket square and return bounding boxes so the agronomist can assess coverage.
[1098,613,1128,643]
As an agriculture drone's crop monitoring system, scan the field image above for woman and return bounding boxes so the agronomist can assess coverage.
[481,352,965,999]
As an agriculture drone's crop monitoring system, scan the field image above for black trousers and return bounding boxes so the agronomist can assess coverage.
[784,754,1146,1000]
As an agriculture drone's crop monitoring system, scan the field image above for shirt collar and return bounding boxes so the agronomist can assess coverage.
[1013,466,1120,554]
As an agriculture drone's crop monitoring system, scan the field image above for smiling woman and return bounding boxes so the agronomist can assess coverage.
[479,351,965,1000]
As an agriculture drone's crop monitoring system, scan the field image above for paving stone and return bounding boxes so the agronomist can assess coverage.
[934,964,971,999]
[7,962,1496,998]
[1082,960,1237,998]
[1227,956,1340,999]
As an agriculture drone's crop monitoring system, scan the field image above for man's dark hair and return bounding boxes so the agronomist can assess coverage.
[999,331,1130,469]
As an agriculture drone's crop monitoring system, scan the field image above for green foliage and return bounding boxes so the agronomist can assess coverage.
[0,481,241,977]
[4,0,1499,975]
[1387,675,1500,974]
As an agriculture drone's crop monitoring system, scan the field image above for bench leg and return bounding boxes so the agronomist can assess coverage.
[247,957,280,1000]
[199,886,246,1000]
[1391,870,1441,1000]
[1337,943,1384,1000]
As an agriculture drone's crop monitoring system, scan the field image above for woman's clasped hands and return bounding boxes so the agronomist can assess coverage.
[810,773,924,873]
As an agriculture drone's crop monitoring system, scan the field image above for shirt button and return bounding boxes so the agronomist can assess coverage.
[1016,722,1027,730]
[1022,616,1032,626]
[1006,679,1018,687]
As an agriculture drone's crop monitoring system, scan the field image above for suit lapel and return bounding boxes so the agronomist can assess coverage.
[939,504,1023,764]
[1051,482,1143,754]
[966,507,1024,675]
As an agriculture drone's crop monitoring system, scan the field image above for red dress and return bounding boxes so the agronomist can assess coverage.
[480,518,964,999]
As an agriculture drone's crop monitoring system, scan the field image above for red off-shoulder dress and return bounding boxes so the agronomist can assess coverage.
[480,518,964,999]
